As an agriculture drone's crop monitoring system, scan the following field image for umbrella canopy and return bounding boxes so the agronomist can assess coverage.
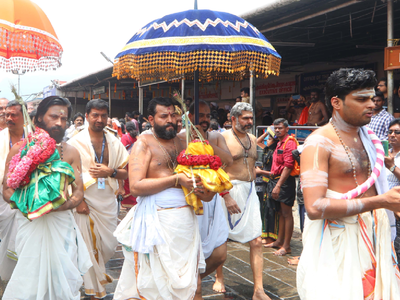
[112,9,281,82]
[0,0,63,72]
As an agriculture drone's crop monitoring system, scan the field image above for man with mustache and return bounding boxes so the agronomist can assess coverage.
[264,118,297,256]
[2,96,91,299]
[65,112,85,141]
[114,97,214,300]
[306,89,329,126]
[218,102,271,300]
[178,100,233,294]
[367,91,394,141]
[0,100,24,283]
[286,95,307,125]
[68,99,129,299]
[0,97,9,131]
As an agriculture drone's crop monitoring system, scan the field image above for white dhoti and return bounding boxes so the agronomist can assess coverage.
[297,189,400,300]
[114,188,205,300]
[74,183,118,298]
[3,210,91,300]
[197,194,229,260]
[0,197,17,281]
[221,180,262,243]
[68,127,129,298]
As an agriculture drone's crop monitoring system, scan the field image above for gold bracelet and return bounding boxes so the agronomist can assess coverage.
[175,173,179,187]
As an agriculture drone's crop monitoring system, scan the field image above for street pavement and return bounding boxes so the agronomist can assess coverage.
[0,209,303,300]
[80,208,303,300]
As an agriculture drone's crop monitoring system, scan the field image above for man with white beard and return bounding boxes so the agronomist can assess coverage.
[217,102,270,300]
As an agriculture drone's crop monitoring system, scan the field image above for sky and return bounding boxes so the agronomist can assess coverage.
[0,0,274,100]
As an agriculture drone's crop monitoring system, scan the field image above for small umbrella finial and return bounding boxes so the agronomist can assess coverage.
[194,0,198,10]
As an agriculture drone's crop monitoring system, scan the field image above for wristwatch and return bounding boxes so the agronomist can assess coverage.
[110,168,118,178]
[390,165,396,173]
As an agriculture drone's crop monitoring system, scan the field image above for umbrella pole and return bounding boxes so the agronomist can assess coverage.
[181,78,185,103]
[250,69,256,135]
[74,93,77,115]
[193,0,199,125]
[108,81,111,116]
[194,70,199,125]
[139,84,144,115]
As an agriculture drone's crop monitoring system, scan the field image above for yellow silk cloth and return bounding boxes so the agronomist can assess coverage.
[175,141,232,215]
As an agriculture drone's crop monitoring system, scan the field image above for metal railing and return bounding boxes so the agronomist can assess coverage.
[256,125,319,140]
[255,125,320,157]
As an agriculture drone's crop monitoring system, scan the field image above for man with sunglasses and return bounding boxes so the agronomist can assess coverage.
[367,91,394,140]
[385,118,400,267]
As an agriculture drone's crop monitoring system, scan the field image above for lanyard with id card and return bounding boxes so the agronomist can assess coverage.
[93,133,106,189]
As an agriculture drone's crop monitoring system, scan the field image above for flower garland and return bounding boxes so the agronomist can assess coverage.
[7,127,56,189]
[177,149,222,170]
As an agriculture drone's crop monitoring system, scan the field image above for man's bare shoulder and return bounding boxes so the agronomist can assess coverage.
[61,143,81,166]
[174,135,184,151]
[208,130,223,139]
[134,135,151,149]
[63,143,80,157]
[221,129,231,138]
[303,124,336,151]
[177,130,185,139]
[136,134,151,144]
[316,101,327,109]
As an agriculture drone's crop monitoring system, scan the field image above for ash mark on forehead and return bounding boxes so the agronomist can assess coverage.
[352,88,375,98]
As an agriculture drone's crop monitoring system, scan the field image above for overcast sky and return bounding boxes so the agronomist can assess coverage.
[0,0,274,100]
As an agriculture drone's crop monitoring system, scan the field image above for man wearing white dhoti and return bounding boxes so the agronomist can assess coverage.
[178,100,232,293]
[68,99,129,299]
[114,97,214,300]
[298,68,400,300]
[219,102,270,300]
[2,96,91,299]
[0,100,25,282]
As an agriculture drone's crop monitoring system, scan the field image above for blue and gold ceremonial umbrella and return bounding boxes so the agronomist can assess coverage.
[112,9,281,82]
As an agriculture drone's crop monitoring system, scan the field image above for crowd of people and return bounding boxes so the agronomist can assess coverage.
[0,68,400,299]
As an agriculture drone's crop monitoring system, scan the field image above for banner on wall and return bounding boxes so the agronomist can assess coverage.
[300,64,375,96]
[255,79,296,96]
[300,70,333,96]
[186,88,220,101]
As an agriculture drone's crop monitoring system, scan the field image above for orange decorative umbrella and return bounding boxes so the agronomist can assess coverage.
[0,0,62,72]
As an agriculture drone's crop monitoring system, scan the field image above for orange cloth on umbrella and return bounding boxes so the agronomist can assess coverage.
[298,106,309,125]
[175,141,232,215]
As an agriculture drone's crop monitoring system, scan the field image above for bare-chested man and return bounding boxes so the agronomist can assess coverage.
[0,100,25,282]
[285,95,307,124]
[114,97,215,300]
[178,100,233,293]
[0,97,9,131]
[218,102,270,300]
[306,89,329,126]
[297,68,400,299]
[2,96,90,299]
